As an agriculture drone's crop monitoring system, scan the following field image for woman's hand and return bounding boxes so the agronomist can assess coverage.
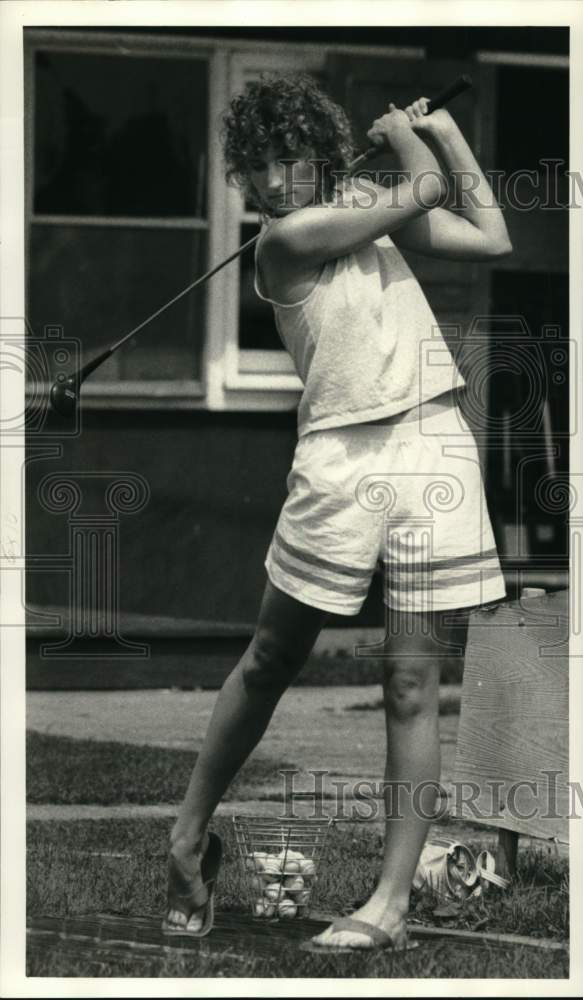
[395,96,512,259]
[366,104,413,152]
[404,99,457,140]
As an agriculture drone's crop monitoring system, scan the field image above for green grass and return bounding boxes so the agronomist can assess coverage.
[25,730,569,977]
[24,939,566,979]
[27,816,569,978]
[26,731,295,805]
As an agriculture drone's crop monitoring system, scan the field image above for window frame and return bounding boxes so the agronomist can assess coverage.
[24,29,425,411]
[24,29,214,408]
[220,48,325,398]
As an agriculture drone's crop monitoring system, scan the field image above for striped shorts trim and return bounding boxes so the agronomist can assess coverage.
[265,405,507,616]
[270,531,371,600]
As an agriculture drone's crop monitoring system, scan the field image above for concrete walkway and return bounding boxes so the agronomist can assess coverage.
[27,685,461,804]
[26,686,570,858]
[26,799,567,857]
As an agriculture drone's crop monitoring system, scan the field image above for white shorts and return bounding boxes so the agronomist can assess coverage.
[265,403,507,616]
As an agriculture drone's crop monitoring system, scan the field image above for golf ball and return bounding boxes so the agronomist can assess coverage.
[263,882,282,902]
[253,900,275,918]
[283,875,305,892]
[262,858,282,878]
[277,898,297,919]
[299,859,316,877]
[278,849,304,861]
[250,851,268,870]
[282,859,302,874]
[295,889,311,906]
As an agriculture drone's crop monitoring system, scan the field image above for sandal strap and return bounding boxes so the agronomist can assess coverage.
[167,833,223,908]
[167,856,209,907]
[329,917,395,948]
[201,832,223,884]
[479,867,510,889]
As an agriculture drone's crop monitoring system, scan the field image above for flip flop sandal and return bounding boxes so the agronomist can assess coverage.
[300,916,421,954]
[162,832,223,938]
[476,850,511,891]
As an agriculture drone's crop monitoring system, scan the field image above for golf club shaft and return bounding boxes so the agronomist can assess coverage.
[107,231,261,358]
[66,74,473,385]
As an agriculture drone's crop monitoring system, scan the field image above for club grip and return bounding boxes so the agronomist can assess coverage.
[350,74,473,171]
[426,74,473,113]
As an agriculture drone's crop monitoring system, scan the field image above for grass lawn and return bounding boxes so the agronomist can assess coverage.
[26,730,296,805]
[26,731,569,978]
[27,818,569,978]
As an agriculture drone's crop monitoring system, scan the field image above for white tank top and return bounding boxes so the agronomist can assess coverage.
[254,214,466,439]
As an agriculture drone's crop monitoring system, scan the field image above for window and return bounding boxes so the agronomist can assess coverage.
[25,32,211,402]
[24,31,425,410]
[475,53,569,568]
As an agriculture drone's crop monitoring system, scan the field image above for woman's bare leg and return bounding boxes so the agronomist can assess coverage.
[313,605,470,948]
[166,581,328,930]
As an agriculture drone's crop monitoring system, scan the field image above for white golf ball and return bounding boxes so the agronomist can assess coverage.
[250,851,268,871]
[263,882,282,902]
[283,875,305,892]
[278,848,304,861]
[278,898,297,919]
[295,889,311,906]
[299,858,316,877]
[253,900,275,918]
[282,859,302,874]
[262,858,282,878]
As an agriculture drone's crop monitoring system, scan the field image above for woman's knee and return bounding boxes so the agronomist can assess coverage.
[242,627,305,693]
[382,662,438,722]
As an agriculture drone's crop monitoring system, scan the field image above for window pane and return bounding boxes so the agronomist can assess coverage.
[487,269,569,559]
[29,224,206,381]
[238,222,285,351]
[34,50,208,218]
[495,66,569,208]
[496,66,568,173]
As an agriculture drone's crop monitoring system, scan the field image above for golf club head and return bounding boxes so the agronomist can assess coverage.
[49,375,79,416]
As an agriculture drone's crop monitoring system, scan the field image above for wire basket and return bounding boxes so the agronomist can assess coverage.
[233,816,334,920]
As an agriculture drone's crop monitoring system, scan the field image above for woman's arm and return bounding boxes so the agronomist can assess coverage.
[261,108,446,271]
[392,101,512,261]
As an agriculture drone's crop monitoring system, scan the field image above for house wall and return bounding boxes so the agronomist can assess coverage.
[25,27,569,637]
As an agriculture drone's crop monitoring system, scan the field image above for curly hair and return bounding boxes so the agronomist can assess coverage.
[221,72,354,207]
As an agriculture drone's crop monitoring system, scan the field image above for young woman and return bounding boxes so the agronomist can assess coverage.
[163,73,511,951]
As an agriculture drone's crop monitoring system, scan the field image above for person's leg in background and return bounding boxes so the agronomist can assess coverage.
[312,604,470,949]
[165,581,328,931]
